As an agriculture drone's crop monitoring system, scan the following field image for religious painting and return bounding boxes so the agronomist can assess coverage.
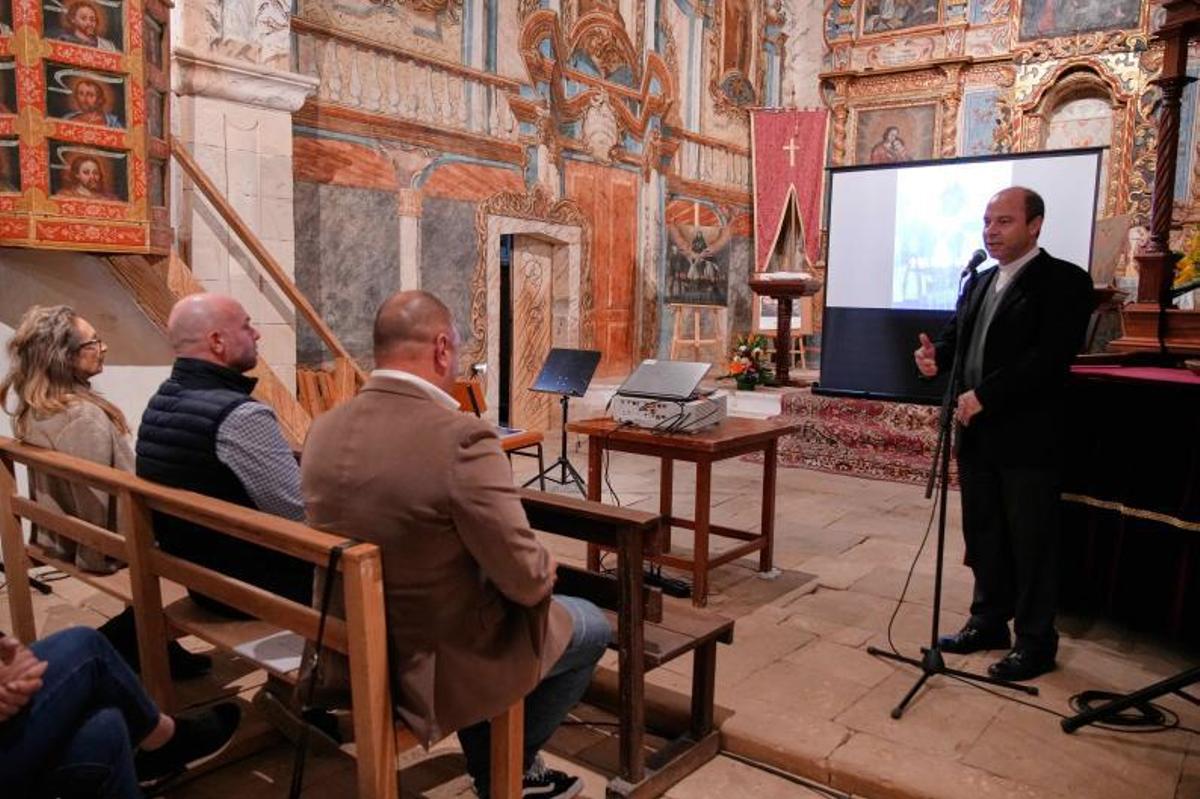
[45,64,126,128]
[49,141,127,201]
[722,0,752,77]
[854,104,937,165]
[43,0,123,52]
[709,0,759,111]
[666,220,732,306]
[0,60,14,115]
[861,0,939,35]
[0,138,18,193]
[961,88,1001,157]
[1018,0,1141,41]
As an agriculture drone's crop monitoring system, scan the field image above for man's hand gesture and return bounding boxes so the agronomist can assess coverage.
[914,333,938,378]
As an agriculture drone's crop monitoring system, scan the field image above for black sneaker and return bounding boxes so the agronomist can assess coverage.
[522,757,583,799]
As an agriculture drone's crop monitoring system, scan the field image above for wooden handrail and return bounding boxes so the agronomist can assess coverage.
[168,136,366,385]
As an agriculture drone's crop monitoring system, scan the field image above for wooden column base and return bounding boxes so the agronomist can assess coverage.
[1108,303,1200,355]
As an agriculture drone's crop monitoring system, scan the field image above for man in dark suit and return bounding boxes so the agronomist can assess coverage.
[914,186,1094,681]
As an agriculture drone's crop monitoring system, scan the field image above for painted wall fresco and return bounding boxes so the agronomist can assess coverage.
[968,0,1008,26]
[294,181,401,365]
[296,0,462,62]
[961,88,1001,157]
[1017,0,1142,41]
[420,196,477,346]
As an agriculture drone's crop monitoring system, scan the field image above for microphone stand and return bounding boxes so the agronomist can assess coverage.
[867,261,1037,718]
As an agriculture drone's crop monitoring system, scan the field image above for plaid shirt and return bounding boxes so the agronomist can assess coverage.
[214,402,304,522]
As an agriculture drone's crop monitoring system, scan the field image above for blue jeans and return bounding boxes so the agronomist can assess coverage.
[0,626,161,799]
[458,595,610,796]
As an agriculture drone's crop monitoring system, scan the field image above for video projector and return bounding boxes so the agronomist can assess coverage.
[611,391,727,432]
[610,357,727,432]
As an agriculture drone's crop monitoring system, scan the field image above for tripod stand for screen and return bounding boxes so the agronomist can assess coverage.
[866,259,1037,718]
[522,348,601,497]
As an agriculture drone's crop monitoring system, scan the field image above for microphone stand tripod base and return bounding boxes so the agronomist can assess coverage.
[866,644,1037,719]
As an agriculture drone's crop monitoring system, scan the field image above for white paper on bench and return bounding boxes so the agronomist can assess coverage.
[233,630,306,672]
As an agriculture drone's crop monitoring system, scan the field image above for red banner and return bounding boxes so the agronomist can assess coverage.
[750,109,828,273]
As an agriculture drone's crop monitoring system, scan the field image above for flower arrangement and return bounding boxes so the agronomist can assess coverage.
[1176,230,1200,290]
[724,333,773,391]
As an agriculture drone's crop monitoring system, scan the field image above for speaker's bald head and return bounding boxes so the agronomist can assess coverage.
[373,290,455,362]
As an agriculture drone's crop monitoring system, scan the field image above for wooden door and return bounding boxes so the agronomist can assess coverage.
[565,161,638,378]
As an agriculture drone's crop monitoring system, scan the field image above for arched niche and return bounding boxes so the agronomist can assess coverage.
[1018,64,1134,217]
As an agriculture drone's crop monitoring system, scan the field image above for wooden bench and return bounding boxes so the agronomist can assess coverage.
[1,437,735,798]
[519,490,734,798]
[0,437,523,799]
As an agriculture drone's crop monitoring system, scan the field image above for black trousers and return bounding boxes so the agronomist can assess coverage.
[958,455,1061,656]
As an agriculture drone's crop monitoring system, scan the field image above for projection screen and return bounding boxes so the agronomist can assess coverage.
[818,148,1102,404]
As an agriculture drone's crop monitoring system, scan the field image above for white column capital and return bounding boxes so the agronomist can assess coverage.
[173,47,318,113]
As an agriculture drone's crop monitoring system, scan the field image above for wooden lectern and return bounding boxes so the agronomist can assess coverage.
[749,275,822,386]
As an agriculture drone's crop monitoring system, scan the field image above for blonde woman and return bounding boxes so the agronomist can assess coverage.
[1,305,209,679]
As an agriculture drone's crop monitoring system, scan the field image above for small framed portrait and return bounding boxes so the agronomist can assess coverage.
[1,0,12,36]
[0,60,14,114]
[0,138,18,193]
[45,64,125,128]
[50,141,127,201]
[854,103,938,165]
[44,0,123,52]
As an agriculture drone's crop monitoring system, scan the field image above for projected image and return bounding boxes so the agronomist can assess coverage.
[892,161,1011,310]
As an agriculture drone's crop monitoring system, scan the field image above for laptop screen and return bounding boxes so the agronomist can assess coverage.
[616,359,711,400]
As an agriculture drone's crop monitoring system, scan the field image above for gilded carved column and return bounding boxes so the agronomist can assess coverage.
[941,93,961,158]
[831,104,849,166]
[1139,68,1192,303]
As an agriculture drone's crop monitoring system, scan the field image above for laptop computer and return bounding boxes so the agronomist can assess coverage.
[616,359,711,401]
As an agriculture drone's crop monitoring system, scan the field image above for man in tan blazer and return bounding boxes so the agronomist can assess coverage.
[302,291,608,799]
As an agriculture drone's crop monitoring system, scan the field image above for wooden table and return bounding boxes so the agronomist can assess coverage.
[567,416,802,606]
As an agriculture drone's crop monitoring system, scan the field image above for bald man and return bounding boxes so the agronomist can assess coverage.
[303,291,606,799]
[136,293,313,617]
[914,187,1093,682]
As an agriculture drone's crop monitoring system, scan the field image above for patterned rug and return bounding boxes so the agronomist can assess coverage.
[751,388,955,486]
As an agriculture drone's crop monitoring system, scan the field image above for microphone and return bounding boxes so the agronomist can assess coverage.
[961,249,987,278]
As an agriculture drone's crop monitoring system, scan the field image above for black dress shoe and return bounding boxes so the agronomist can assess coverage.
[937,625,1011,655]
[987,648,1055,682]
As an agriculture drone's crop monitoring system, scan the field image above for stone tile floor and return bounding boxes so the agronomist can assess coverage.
[4,434,1198,798]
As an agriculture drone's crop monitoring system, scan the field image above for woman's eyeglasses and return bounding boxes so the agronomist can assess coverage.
[75,337,104,351]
